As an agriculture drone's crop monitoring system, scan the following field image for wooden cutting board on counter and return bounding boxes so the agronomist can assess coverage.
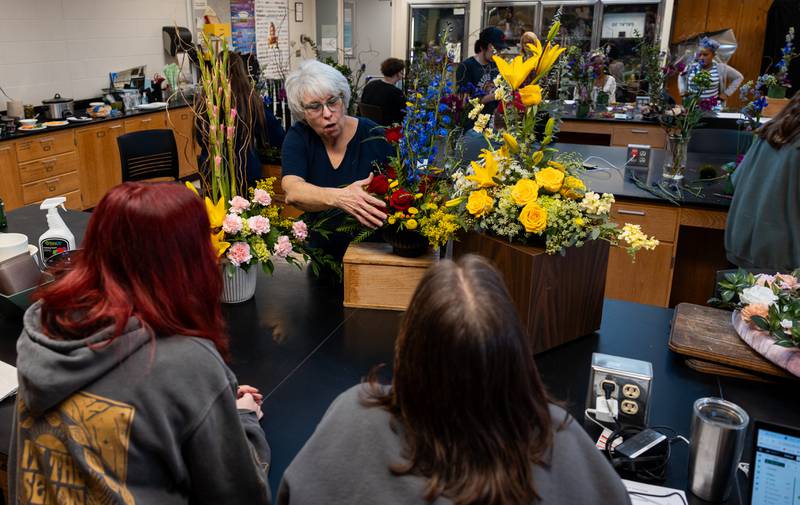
[669,303,796,381]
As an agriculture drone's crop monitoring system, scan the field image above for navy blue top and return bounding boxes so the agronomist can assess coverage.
[280,117,392,188]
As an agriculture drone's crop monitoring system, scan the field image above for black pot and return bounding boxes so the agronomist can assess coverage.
[382,227,429,258]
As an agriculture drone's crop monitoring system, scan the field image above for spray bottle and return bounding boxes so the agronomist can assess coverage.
[38,197,75,264]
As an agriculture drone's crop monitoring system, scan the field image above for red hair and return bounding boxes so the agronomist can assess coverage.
[34,182,228,358]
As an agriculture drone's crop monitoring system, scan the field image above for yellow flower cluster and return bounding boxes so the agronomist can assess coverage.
[618,223,660,254]
[535,167,565,193]
[560,176,586,200]
[420,208,461,249]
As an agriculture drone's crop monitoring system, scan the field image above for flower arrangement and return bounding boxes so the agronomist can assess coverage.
[768,27,797,98]
[738,75,771,132]
[446,23,659,258]
[564,46,596,108]
[711,270,800,349]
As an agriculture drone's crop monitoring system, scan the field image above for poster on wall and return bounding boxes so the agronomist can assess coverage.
[601,13,646,39]
[255,0,290,79]
[231,0,256,53]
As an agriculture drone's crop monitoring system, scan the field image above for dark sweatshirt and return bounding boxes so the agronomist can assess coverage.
[277,385,631,505]
[9,302,271,505]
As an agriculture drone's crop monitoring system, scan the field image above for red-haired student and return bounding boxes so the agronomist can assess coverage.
[10,182,271,505]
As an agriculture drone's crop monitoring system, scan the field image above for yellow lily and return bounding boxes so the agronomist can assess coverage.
[502,133,519,154]
[445,197,465,207]
[466,149,499,188]
[519,84,543,107]
[492,54,537,91]
[205,196,227,228]
[185,181,200,197]
[527,40,566,83]
[210,230,230,257]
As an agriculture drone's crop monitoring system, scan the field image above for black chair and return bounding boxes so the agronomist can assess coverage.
[117,129,179,182]
[358,102,384,125]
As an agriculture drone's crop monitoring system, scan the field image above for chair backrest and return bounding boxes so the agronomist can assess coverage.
[358,102,384,125]
[117,129,179,182]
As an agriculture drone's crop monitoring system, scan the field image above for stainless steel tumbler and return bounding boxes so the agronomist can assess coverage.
[688,397,750,502]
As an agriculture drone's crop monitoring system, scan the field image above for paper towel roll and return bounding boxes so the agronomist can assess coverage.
[6,101,23,119]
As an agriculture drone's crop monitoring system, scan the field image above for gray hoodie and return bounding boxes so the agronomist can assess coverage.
[278,385,631,505]
[9,302,271,505]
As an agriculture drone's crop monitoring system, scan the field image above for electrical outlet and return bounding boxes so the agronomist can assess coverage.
[600,379,618,398]
[622,383,641,399]
[621,399,639,415]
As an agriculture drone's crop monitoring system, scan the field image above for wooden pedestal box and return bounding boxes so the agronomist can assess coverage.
[453,233,609,354]
[343,243,438,310]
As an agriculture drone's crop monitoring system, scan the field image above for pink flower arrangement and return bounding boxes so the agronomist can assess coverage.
[229,196,251,214]
[274,235,293,258]
[252,188,272,206]
[227,242,252,266]
[292,221,308,241]
[222,214,243,233]
[247,215,270,235]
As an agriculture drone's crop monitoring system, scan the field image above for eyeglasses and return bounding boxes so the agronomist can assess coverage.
[302,95,343,116]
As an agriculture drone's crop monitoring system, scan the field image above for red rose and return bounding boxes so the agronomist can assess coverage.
[389,188,414,211]
[367,174,390,195]
[383,164,397,179]
[498,92,525,114]
[385,126,402,144]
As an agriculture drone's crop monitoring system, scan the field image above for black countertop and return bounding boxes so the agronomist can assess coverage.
[557,143,734,209]
[1,205,798,504]
[1,99,193,142]
[560,112,755,130]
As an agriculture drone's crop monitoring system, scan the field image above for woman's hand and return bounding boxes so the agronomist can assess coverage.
[237,385,263,405]
[336,173,387,228]
[236,392,264,420]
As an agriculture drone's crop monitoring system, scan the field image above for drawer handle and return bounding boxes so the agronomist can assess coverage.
[617,209,646,216]
[110,124,123,129]
[45,163,56,172]
[38,137,54,144]
[47,183,57,192]
[43,145,52,151]
[141,118,152,123]
[96,131,106,138]
[630,129,649,134]
[181,113,188,120]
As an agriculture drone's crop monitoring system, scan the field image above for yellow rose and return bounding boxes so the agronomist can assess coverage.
[408,207,419,215]
[405,218,418,230]
[466,189,495,217]
[534,167,565,193]
[511,179,539,205]
[519,84,542,107]
[560,176,586,200]
[388,216,397,225]
[519,202,547,233]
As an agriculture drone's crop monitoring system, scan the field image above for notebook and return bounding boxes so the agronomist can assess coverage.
[749,420,800,505]
[623,479,687,504]
[0,360,17,402]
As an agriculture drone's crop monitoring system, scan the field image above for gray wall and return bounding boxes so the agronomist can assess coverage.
[351,0,392,78]
[316,0,339,60]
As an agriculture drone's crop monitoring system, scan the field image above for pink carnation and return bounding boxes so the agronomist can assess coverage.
[247,215,270,235]
[229,196,251,214]
[274,235,293,258]
[227,242,252,266]
[252,188,272,206]
[292,220,308,241]
[222,214,243,234]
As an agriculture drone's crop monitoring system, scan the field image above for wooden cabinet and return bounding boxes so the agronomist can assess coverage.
[611,126,666,149]
[15,131,75,163]
[76,121,124,208]
[124,112,167,133]
[18,152,79,184]
[21,171,80,205]
[560,120,666,148]
[604,201,680,307]
[0,144,23,210]
[167,108,199,178]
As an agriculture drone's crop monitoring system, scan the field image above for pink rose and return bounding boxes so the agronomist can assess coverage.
[247,215,270,235]
[222,214,243,234]
[741,303,769,323]
[774,274,798,290]
[252,188,272,206]
[229,196,251,214]
[292,220,308,241]
[227,242,252,266]
[274,235,293,258]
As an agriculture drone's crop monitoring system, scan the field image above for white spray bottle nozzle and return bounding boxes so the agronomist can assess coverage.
[40,197,67,211]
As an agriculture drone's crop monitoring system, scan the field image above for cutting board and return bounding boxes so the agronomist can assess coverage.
[669,303,796,380]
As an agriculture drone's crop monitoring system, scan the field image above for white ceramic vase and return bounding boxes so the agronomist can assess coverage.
[221,263,258,304]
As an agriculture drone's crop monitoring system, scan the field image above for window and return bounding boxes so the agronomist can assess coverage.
[483,3,538,55]
[541,2,595,52]
[409,5,469,63]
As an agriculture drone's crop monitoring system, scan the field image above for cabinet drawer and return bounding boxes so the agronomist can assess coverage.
[124,114,166,132]
[15,131,75,163]
[18,152,79,184]
[611,126,666,149]
[610,201,679,243]
[22,171,80,204]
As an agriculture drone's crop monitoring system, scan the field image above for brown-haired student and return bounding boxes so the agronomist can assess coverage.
[277,255,631,505]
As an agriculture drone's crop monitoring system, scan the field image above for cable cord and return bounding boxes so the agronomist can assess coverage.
[628,490,687,505]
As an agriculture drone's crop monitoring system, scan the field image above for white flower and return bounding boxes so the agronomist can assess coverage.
[780,319,793,330]
[473,113,491,134]
[740,285,778,307]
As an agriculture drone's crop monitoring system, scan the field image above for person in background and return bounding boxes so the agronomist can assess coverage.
[575,51,617,106]
[456,27,509,126]
[197,52,285,191]
[277,255,631,505]
[10,182,271,505]
[725,91,800,271]
[520,31,539,57]
[678,37,743,105]
[282,60,392,260]
[360,58,406,126]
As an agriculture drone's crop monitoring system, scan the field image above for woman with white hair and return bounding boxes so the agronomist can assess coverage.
[678,37,743,104]
[281,59,392,260]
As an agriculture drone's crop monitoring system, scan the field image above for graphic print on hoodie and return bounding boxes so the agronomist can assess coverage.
[16,392,136,505]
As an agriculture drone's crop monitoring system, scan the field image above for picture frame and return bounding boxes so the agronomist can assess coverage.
[295,2,303,23]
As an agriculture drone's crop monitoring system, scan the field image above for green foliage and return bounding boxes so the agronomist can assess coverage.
[708,269,756,308]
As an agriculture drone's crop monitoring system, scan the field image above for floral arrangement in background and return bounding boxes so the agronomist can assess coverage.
[188,178,337,276]
[768,27,797,98]
[738,75,771,132]
[446,22,659,259]
[711,269,800,349]
[659,65,714,139]
[563,46,595,109]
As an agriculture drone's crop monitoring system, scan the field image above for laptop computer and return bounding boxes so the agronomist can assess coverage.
[749,420,800,505]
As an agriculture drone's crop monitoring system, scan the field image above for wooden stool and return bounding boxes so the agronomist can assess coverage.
[343,243,438,310]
